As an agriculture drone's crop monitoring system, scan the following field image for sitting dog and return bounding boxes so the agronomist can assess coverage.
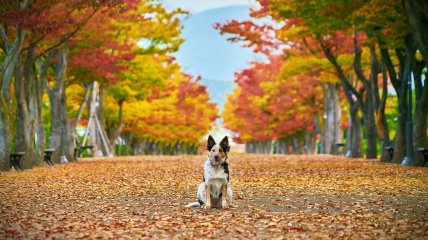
[186,135,233,209]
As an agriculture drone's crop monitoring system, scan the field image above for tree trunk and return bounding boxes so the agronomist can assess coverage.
[319,41,365,157]
[392,81,409,164]
[60,80,74,161]
[353,41,379,159]
[124,134,131,156]
[379,61,392,162]
[413,62,428,166]
[346,97,363,158]
[23,44,43,166]
[362,84,378,158]
[0,95,11,170]
[109,100,124,147]
[245,141,253,153]
[14,52,35,169]
[0,25,26,171]
[47,77,62,163]
[277,139,285,154]
[304,130,317,154]
[391,36,416,164]
[35,75,46,165]
[47,46,73,163]
[366,46,381,159]
[378,40,405,164]
[35,52,54,163]
[321,83,343,154]
[402,0,428,65]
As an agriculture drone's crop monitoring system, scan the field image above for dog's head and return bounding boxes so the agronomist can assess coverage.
[207,135,230,167]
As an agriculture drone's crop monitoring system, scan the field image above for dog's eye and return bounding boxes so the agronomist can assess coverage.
[219,149,223,152]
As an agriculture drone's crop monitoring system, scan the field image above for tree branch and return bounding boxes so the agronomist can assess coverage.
[35,8,99,59]
[318,37,364,110]
[0,25,11,51]
[353,32,369,86]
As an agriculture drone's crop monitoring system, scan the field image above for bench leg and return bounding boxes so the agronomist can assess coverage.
[11,158,20,171]
[423,153,428,167]
[18,159,24,170]
[12,157,24,170]
[387,151,393,163]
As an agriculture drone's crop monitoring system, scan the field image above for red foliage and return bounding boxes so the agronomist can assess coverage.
[214,20,280,54]
[224,54,323,142]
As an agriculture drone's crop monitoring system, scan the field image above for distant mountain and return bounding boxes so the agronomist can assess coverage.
[200,78,235,112]
[175,5,260,112]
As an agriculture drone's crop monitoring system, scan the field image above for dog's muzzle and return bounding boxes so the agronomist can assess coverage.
[211,156,221,166]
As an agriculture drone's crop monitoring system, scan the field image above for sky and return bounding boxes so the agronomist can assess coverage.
[160,0,262,115]
[160,0,256,13]
[159,1,260,140]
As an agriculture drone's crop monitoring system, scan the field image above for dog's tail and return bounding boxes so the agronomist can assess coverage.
[185,202,200,208]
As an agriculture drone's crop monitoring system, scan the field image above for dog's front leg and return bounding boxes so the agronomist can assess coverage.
[201,184,211,209]
[221,184,229,209]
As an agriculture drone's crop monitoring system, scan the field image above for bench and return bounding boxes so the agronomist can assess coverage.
[10,152,25,170]
[44,149,55,166]
[417,148,428,167]
[384,146,394,162]
[335,143,346,155]
[74,145,94,160]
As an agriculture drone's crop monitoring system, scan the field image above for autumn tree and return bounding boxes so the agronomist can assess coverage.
[120,71,218,155]
[219,0,428,163]
[68,1,186,154]
[217,3,353,155]
[0,0,126,169]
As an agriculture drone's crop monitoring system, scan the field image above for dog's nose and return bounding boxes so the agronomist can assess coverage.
[214,155,219,160]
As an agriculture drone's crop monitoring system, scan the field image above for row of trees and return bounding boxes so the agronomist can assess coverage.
[0,0,217,171]
[218,0,427,166]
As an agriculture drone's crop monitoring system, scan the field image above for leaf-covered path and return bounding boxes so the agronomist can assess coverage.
[1,155,427,239]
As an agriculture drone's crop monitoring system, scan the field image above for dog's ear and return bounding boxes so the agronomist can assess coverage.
[220,136,230,153]
[207,135,216,151]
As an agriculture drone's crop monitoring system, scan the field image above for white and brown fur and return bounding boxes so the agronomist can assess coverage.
[186,135,233,209]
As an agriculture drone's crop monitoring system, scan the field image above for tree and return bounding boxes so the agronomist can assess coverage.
[217,2,356,155]
[121,71,218,155]
[1,0,125,168]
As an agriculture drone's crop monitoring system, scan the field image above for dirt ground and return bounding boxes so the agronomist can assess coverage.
[1,154,427,239]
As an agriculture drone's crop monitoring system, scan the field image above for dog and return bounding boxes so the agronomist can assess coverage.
[186,135,233,209]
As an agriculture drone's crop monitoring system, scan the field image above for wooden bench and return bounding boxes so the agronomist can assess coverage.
[417,148,428,167]
[384,146,394,162]
[10,152,25,170]
[44,149,55,166]
[74,146,94,160]
[335,143,346,155]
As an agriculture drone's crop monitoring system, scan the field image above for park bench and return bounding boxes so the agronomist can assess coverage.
[10,152,25,170]
[44,149,55,166]
[384,146,394,162]
[335,143,346,155]
[417,148,428,167]
[74,145,94,160]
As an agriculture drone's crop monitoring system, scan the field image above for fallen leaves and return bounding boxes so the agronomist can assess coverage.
[0,154,427,239]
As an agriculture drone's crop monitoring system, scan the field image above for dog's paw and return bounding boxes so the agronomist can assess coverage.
[201,203,211,209]
[222,200,230,209]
